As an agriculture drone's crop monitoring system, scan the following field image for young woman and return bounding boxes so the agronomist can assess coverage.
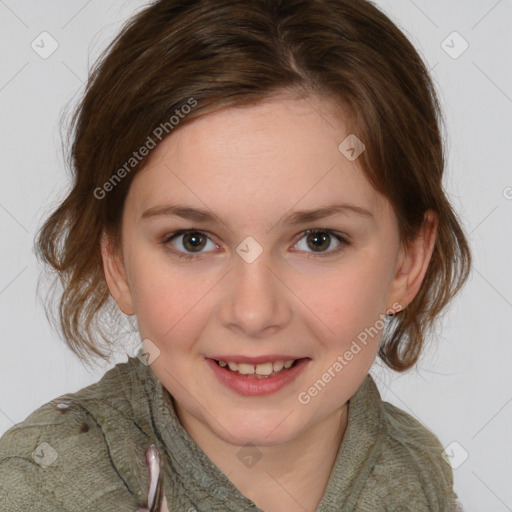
[0,1,470,510]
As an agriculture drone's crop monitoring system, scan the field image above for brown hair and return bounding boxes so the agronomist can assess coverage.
[35,0,471,371]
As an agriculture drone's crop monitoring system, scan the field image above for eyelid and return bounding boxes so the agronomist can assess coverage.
[290,229,349,258]
[161,229,219,260]
[161,228,350,260]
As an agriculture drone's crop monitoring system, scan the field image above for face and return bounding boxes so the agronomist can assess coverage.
[102,94,435,447]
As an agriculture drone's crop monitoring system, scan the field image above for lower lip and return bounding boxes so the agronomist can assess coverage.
[205,357,310,396]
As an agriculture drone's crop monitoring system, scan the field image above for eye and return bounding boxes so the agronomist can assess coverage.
[293,229,349,258]
[161,228,349,261]
[161,229,218,260]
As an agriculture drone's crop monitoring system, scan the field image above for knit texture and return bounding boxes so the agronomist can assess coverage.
[0,355,460,511]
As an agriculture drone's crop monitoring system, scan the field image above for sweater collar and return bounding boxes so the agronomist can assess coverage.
[124,355,386,511]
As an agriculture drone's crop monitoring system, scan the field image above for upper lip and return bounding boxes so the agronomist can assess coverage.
[207,355,309,364]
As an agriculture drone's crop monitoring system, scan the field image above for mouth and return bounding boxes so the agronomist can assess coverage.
[205,356,311,396]
[211,358,303,378]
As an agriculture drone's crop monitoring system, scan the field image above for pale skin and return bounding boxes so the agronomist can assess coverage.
[101,93,438,512]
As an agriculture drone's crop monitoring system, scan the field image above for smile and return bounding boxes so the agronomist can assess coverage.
[206,357,311,396]
[215,359,297,377]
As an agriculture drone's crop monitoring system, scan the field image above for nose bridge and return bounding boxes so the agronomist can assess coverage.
[220,239,291,335]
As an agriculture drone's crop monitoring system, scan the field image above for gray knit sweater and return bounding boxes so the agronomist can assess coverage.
[0,355,461,510]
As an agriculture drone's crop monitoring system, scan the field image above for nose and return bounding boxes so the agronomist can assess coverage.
[218,247,293,337]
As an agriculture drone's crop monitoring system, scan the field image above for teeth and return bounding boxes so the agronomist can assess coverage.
[238,363,255,375]
[255,362,273,376]
[217,359,297,375]
[227,361,239,371]
[273,361,284,371]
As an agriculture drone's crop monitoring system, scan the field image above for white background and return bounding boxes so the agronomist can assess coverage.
[0,1,511,510]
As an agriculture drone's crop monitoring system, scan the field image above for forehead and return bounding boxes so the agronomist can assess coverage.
[125,95,390,226]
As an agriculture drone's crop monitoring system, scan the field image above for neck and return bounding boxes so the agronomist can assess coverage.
[173,398,349,512]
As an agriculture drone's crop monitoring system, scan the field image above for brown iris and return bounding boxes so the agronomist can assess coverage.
[182,231,207,252]
[306,231,331,252]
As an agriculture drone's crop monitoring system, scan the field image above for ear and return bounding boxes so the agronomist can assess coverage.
[386,210,438,312]
[100,230,135,316]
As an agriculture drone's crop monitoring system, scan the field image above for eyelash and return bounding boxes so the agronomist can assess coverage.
[161,228,349,261]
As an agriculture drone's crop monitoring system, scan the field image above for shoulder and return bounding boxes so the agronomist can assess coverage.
[0,363,139,511]
[369,397,459,510]
[379,399,451,475]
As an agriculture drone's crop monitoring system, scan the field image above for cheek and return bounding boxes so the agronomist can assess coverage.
[306,258,392,340]
[300,266,389,404]
[128,252,212,349]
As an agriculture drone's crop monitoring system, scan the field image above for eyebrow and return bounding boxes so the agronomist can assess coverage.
[141,202,374,226]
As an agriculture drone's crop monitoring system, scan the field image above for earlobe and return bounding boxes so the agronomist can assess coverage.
[100,230,135,316]
[387,210,438,311]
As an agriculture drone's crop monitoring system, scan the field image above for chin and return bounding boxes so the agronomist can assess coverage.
[212,410,305,447]
[220,429,296,448]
